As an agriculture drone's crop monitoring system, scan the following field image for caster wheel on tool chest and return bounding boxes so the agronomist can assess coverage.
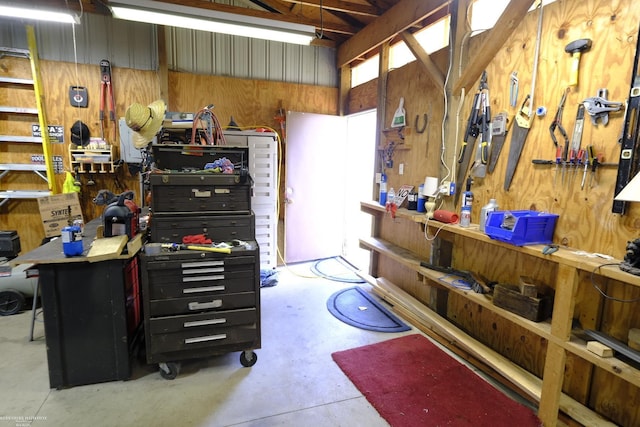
[240,350,258,367]
[158,362,181,380]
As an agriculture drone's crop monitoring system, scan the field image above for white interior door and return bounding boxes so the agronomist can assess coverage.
[285,111,347,263]
[343,110,376,271]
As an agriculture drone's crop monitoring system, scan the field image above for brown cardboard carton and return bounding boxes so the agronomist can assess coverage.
[37,193,84,237]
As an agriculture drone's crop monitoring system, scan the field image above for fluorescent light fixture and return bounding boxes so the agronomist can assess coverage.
[0,5,79,24]
[109,0,316,45]
[614,172,640,202]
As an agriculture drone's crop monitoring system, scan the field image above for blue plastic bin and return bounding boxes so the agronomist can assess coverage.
[484,210,559,246]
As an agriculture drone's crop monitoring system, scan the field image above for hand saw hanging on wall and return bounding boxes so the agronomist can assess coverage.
[503,2,544,191]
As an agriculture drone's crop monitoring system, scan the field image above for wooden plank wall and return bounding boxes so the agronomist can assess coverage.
[0,59,337,253]
[361,0,640,425]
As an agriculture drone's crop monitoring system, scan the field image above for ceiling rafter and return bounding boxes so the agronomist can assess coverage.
[276,0,382,17]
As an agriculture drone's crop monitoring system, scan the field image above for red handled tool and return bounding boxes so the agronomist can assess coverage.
[99,59,116,141]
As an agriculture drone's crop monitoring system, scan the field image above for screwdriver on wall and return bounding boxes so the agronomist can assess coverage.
[555,146,562,187]
[582,146,594,189]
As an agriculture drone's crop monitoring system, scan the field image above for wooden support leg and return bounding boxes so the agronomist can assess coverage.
[539,264,579,425]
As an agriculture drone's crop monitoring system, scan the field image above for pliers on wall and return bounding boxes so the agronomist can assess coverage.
[549,88,569,149]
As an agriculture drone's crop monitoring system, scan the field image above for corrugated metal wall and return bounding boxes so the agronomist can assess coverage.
[0,13,337,87]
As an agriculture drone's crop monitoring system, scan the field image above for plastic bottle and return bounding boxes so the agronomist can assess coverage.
[460,177,473,226]
[479,198,499,233]
[387,187,396,207]
[62,225,83,256]
[379,173,388,206]
[462,177,474,209]
[460,206,471,227]
[417,183,426,213]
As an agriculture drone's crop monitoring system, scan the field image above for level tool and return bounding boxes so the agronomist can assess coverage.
[504,2,544,191]
[613,24,640,214]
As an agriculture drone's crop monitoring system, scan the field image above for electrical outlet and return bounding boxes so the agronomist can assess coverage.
[439,181,455,196]
[375,172,382,184]
[399,163,404,175]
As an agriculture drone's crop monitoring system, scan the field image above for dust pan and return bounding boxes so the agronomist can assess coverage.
[391,97,406,128]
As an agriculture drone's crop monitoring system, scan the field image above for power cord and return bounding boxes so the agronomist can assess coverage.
[590,263,640,303]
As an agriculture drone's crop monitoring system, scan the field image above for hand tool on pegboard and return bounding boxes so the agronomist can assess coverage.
[566,104,585,187]
[503,1,544,191]
[471,77,491,179]
[509,72,518,108]
[582,88,623,126]
[454,71,486,206]
[99,59,116,141]
[549,87,569,149]
[487,111,510,174]
[565,38,592,87]
[613,24,640,214]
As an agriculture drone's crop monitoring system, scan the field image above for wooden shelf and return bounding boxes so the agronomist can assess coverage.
[360,199,636,426]
[360,235,640,391]
[69,145,117,174]
[361,200,640,287]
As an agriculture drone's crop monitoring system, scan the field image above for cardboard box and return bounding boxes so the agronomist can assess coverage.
[37,193,84,238]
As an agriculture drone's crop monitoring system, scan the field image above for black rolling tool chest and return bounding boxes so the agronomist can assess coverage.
[143,143,260,379]
[140,243,261,379]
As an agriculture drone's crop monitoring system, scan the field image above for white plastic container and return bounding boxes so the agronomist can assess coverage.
[460,205,471,227]
[479,198,499,233]
[387,187,396,206]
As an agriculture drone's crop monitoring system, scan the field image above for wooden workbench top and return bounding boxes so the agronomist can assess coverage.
[11,216,140,266]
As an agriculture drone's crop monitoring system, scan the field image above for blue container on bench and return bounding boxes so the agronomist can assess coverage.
[484,210,559,246]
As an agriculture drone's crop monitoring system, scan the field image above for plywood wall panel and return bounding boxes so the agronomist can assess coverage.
[1,59,338,253]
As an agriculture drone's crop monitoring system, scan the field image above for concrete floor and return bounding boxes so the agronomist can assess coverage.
[0,260,532,427]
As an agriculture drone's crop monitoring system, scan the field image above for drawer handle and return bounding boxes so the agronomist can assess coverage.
[214,188,230,194]
[192,189,211,197]
[182,261,224,268]
[185,333,227,344]
[188,299,222,310]
[183,267,225,275]
[183,318,226,328]
[183,285,225,294]
[183,274,225,282]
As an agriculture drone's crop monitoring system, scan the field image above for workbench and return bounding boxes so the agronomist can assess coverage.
[12,217,142,389]
[360,200,640,426]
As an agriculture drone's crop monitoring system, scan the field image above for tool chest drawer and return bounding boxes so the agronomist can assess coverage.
[149,291,256,316]
[145,255,255,280]
[147,271,255,300]
[150,173,251,213]
[149,307,256,334]
[150,212,255,243]
[149,323,258,354]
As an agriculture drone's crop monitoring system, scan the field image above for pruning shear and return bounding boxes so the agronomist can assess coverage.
[542,244,559,255]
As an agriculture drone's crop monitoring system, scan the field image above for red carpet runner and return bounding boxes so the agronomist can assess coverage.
[332,334,542,426]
